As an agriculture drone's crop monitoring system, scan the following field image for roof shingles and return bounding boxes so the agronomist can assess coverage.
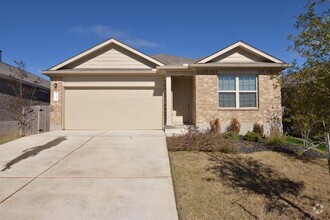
[150,54,198,65]
[0,62,49,89]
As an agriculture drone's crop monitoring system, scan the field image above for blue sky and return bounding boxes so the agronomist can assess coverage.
[0,0,322,80]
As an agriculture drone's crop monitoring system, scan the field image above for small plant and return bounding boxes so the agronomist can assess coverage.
[266,135,287,146]
[224,131,239,142]
[253,123,264,137]
[244,131,262,142]
[209,118,220,134]
[264,106,283,137]
[213,138,238,153]
[228,118,241,134]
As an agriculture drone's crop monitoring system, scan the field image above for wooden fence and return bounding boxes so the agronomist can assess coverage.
[0,105,50,137]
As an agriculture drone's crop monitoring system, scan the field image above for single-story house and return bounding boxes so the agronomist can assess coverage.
[0,51,50,121]
[42,39,288,133]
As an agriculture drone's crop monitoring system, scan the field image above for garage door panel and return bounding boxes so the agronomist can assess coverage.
[65,87,163,130]
[82,118,102,129]
[114,98,137,107]
[142,99,162,107]
[102,107,117,116]
[115,108,137,118]
[136,119,160,129]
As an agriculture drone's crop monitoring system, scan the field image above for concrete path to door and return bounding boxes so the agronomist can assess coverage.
[0,130,178,220]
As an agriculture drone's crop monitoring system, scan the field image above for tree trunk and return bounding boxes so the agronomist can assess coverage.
[325,132,330,174]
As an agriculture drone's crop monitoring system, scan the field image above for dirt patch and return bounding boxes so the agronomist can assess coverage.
[169,151,330,220]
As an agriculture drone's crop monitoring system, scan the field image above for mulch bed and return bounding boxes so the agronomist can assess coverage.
[237,138,325,159]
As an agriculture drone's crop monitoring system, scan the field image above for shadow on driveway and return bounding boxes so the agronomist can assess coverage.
[1,136,67,172]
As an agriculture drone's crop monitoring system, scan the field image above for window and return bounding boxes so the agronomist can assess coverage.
[37,89,50,101]
[219,93,236,107]
[218,75,257,108]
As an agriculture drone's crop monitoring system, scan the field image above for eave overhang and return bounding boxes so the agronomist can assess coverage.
[42,69,158,76]
[190,63,290,68]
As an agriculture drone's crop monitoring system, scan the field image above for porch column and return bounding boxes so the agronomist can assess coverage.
[166,75,172,126]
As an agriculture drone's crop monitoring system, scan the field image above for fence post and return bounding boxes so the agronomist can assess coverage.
[325,132,330,174]
[37,105,40,134]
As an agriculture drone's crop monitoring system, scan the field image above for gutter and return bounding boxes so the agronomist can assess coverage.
[42,63,290,76]
[189,63,290,68]
[42,69,158,76]
[157,65,189,70]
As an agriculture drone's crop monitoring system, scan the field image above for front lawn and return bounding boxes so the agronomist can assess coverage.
[169,151,330,220]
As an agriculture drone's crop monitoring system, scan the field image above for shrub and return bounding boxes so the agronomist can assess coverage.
[270,127,282,137]
[166,128,237,153]
[166,133,194,151]
[212,137,238,153]
[264,106,283,137]
[228,118,241,134]
[244,131,262,142]
[266,135,287,146]
[209,118,220,134]
[252,123,264,137]
[224,131,239,142]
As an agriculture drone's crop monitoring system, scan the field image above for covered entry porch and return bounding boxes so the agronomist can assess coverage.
[165,74,194,127]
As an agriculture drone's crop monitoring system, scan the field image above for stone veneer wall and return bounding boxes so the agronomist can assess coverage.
[195,70,282,134]
[50,77,63,130]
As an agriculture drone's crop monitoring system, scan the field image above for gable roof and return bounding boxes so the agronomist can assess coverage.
[0,61,50,89]
[49,38,165,71]
[196,41,284,64]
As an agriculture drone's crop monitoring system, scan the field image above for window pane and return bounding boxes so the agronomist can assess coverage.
[219,76,236,91]
[219,92,236,107]
[239,76,256,91]
[239,92,256,107]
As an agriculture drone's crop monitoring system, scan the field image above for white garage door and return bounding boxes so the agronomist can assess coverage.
[64,88,163,129]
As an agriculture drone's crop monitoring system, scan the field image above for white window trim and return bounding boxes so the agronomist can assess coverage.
[218,75,258,109]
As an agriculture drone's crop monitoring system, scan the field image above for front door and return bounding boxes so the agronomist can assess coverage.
[172,76,192,124]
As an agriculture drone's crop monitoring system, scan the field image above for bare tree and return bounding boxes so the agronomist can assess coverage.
[1,60,41,136]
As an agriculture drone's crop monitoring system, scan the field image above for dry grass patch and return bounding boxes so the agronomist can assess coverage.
[0,136,20,145]
[169,151,330,220]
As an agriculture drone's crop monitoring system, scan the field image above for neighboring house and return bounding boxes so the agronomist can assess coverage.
[42,39,288,133]
[0,51,50,121]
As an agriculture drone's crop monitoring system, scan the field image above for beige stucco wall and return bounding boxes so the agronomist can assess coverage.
[50,77,63,130]
[195,70,282,134]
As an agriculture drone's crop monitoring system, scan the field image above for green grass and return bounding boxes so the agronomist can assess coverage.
[285,136,328,152]
[317,143,327,152]
[285,136,303,145]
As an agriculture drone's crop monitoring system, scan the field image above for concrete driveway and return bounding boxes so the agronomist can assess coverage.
[0,130,178,220]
